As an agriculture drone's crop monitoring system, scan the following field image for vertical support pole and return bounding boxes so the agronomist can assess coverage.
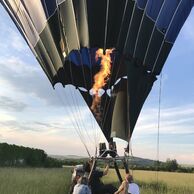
[123,159,129,174]
[114,161,123,183]
[88,158,96,181]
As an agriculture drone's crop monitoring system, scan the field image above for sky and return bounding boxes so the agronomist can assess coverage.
[0,5,194,165]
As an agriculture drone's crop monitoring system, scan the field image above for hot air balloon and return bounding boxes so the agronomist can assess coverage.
[1,0,194,182]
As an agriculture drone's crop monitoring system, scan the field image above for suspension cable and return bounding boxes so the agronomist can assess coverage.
[156,72,162,188]
[55,87,91,158]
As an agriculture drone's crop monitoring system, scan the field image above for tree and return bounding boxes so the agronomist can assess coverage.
[165,158,179,171]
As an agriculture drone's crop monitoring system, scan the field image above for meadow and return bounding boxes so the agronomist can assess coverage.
[0,167,194,194]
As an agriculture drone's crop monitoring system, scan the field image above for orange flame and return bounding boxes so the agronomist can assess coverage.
[91,48,114,118]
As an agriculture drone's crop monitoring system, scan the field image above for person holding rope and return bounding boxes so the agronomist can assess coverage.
[114,174,140,194]
[72,176,91,194]
[84,159,117,194]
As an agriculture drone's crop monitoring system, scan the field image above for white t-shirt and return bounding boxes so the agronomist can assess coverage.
[73,184,91,194]
[128,183,140,194]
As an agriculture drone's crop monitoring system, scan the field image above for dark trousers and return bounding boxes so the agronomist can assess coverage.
[92,184,117,194]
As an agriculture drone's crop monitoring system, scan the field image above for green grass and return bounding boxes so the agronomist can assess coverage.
[103,169,194,194]
[0,167,72,194]
[0,167,194,194]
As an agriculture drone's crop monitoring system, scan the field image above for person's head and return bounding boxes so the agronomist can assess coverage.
[84,161,91,173]
[72,175,80,184]
[73,175,81,183]
[78,176,89,185]
[84,158,93,173]
[125,174,133,183]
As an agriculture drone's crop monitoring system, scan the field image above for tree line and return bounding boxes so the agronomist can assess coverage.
[0,143,63,167]
[0,142,193,173]
[128,159,194,173]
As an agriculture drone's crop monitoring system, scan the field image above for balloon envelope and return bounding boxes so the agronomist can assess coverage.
[1,0,193,142]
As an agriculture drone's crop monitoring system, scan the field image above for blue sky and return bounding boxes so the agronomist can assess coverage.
[0,5,194,164]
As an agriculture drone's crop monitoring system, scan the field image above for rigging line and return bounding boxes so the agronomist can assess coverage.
[86,49,100,148]
[71,56,95,145]
[129,140,134,176]
[55,58,88,146]
[65,87,88,155]
[103,0,136,140]
[132,0,149,57]
[101,54,117,132]
[67,64,97,147]
[76,50,99,148]
[156,72,163,187]
[101,0,131,131]
[101,2,138,129]
[116,0,129,48]
[56,5,91,157]
[69,85,97,147]
[65,59,96,147]
[82,0,99,148]
[127,76,131,142]
[105,0,130,92]
[61,9,97,149]
[82,53,98,147]
[143,0,166,65]
[107,0,128,90]
[72,0,98,147]
[151,0,183,73]
[70,91,91,155]
[78,51,97,146]
[103,0,109,51]
[101,54,125,132]
[55,88,91,158]
[123,1,137,51]
[98,0,110,134]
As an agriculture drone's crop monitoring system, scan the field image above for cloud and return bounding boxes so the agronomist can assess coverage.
[0,24,27,55]
[131,103,194,164]
[134,104,194,135]
[0,112,16,121]
[0,55,60,106]
[0,96,27,112]
[9,30,27,52]
[0,55,88,109]
[1,130,93,156]
[0,122,95,156]
[0,119,66,134]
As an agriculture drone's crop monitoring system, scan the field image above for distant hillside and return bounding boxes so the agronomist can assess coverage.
[49,154,87,160]
[49,154,157,168]
[127,156,157,167]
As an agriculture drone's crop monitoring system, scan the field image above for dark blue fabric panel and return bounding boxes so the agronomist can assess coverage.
[68,48,117,68]
[146,0,164,21]
[156,0,180,34]
[68,48,100,68]
[41,0,57,18]
[137,0,148,9]
[166,0,194,42]
[80,48,91,67]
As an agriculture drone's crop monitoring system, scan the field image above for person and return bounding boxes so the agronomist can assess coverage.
[84,159,117,194]
[114,174,140,194]
[72,176,91,194]
[69,174,81,194]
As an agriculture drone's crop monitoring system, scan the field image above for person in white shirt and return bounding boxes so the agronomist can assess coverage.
[72,176,91,194]
[114,174,140,194]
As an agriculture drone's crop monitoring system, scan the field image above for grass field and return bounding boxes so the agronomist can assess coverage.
[0,167,194,194]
